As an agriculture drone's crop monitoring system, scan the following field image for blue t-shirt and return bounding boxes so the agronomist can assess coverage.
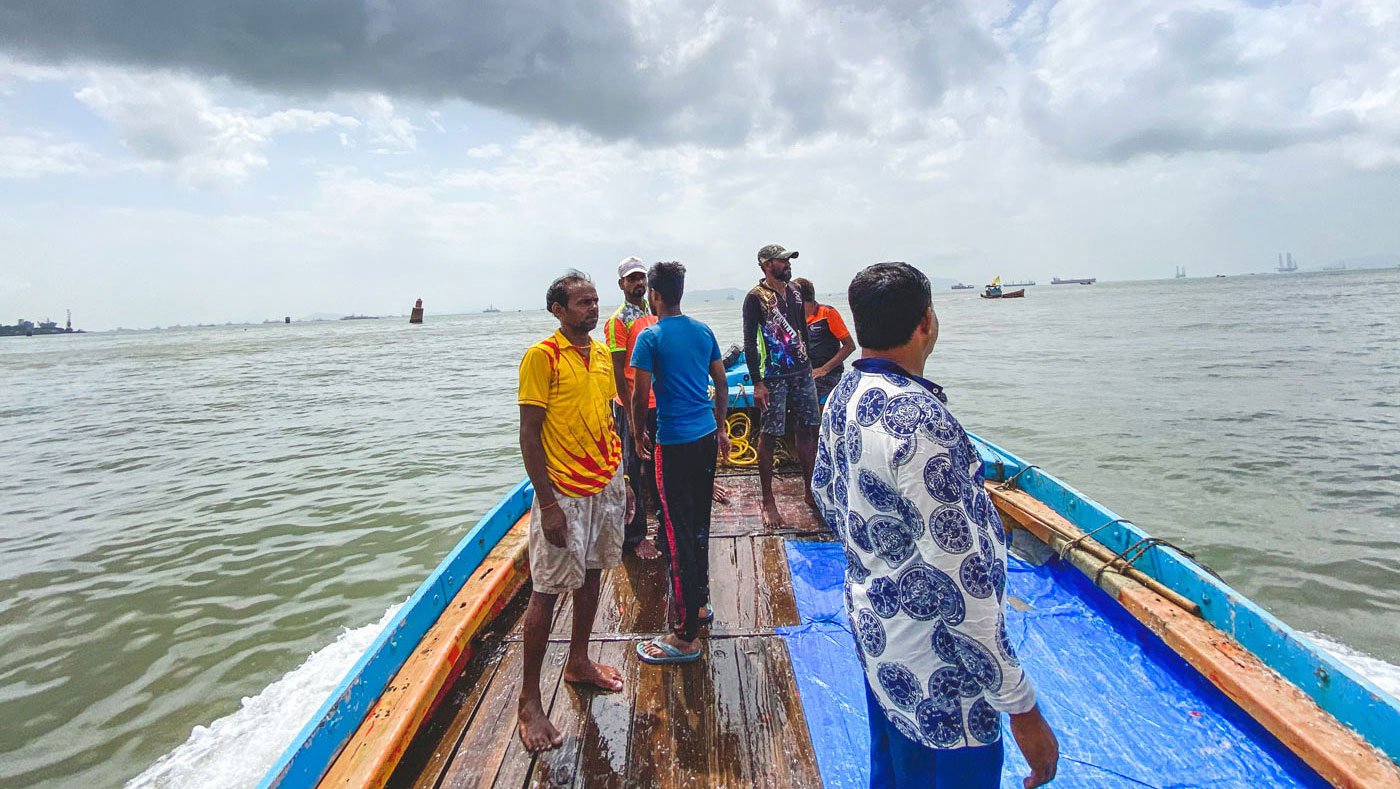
[629,315,722,445]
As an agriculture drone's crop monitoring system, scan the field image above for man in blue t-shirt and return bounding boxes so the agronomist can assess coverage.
[629,260,731,665]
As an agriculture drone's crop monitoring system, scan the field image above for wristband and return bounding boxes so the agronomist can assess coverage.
[540,500,560,512]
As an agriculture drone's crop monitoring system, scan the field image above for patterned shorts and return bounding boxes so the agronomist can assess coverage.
[760,373,820,436]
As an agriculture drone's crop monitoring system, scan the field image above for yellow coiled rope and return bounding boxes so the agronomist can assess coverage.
[725,412,758,466]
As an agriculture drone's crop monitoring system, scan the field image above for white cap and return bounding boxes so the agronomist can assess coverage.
[617,256,647,278]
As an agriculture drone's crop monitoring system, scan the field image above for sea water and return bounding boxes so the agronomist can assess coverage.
[1,268,1397,786]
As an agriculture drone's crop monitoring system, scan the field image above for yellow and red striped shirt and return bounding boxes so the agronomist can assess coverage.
[518,330,623,497]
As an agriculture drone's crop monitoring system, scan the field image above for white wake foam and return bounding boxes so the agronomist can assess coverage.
[128,605,400,789]
[1308,631,1400,700]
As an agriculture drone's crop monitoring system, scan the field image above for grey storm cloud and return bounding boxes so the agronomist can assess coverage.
[1019,6,1367,163]
[0,0,1002,146]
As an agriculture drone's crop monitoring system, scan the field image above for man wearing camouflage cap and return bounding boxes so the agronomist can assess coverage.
[742,244,820,528]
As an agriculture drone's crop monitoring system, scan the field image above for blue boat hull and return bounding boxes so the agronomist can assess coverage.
[259,363,1400,787]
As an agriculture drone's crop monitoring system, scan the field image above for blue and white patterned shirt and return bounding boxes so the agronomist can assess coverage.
[811,358,1036,750]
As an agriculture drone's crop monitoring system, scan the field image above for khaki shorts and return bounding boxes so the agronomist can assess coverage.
[529,467,626,595]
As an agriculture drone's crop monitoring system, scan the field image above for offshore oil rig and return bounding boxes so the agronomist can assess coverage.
[1277,252,1299,273]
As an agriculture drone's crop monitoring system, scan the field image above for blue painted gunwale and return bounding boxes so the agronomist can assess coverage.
[258,479,534,789]
[968,432,1400,765]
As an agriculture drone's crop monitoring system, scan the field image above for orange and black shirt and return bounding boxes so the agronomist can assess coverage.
[805,304,850,371]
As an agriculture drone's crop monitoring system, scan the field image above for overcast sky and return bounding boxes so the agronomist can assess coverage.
[2,1,1398,329]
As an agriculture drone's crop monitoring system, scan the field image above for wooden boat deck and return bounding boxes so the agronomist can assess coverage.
[388,472,832,789]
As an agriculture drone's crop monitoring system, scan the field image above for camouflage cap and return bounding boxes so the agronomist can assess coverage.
[757,244,798,262]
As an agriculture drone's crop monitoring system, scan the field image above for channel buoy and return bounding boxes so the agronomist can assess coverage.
[409,298,424,324]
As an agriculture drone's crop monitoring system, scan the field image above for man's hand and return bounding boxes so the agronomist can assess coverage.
[812,363,832,378]
[753,381,768,410]
[540,501,568,548]
[1010,706,1059,788]
[717,429,732,461]
[634,432,652,462]
[624,484,636,525]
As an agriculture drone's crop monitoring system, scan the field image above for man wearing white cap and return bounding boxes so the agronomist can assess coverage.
[604,256,659,558]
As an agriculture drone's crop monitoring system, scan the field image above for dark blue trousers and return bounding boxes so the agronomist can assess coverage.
[866,683,1005,788]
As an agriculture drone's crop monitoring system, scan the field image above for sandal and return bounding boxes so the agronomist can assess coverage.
[636,636,702,665]
[697,604,714,624]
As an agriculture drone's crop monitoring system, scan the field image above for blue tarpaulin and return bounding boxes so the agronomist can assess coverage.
[779,541,1326,788]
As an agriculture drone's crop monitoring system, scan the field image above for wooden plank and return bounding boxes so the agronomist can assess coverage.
[752,537,800,628]
[490,641,569,788]
[562,640,636,789]
[394,642,508,789]
[320,515,532,789]
[436,643,528,789]
[1119,586,1400,789]
[771,476,823,534]
[706,537,740,630]
[615,639,754,789]
[703,637,756,786]
[612,549,672,635]
[733,637,822,789]
[588,566,625,635]
[624,637,674,787]
[731,538,760,630]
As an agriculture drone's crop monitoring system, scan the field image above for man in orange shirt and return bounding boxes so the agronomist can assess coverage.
[604,257,652,556]
[794,277,857,403]
[623,308,661,559]
[516,270,632,752]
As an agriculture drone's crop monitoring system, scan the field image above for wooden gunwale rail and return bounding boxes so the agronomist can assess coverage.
[317,513,533,787]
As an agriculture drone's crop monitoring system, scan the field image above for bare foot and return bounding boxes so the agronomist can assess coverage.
[761,499,784,529]
[517,697,563,752]
[632,541,660,560]
[564,659,624,692]
[712,483,731,505]
[639,633,700,659]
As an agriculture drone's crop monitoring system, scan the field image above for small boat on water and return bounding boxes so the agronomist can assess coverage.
[980,288,1025,299]
[259,358,1400,789]
[484,305,502,314]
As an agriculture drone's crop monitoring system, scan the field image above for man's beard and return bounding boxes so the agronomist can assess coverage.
[630,286,647,300]
[774,266,792,282]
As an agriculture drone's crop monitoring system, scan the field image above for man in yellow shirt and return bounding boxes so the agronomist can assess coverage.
[516,269,630,752]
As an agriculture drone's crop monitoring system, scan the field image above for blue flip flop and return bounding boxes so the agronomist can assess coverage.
[697,604,714,624]
[636,636,702,665]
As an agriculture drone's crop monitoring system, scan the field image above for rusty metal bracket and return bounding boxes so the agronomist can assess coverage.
[996,464,1040,491]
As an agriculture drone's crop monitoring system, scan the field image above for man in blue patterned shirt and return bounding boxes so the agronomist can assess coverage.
[812,262,1059,788]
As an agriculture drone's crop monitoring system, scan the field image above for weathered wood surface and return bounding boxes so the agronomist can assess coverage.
[389,473,829,789]
[989,482,1400,789]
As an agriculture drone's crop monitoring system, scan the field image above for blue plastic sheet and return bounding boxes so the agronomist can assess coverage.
[779,541,1327,788]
